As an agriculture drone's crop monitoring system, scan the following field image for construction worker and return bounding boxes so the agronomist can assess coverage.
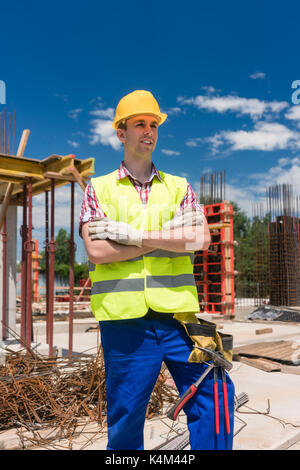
[80,90,235,450]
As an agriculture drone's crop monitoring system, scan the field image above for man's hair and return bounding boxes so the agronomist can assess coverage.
[117,120,127,130]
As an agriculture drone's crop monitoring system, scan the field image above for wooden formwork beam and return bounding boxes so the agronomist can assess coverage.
[0,153,94,202]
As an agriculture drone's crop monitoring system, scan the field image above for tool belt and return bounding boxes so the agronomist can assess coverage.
[173,313,233,363]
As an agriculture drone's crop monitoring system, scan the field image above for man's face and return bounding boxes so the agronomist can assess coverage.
[117,114,159,157]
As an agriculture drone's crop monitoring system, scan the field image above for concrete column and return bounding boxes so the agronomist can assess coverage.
[0,204,17,338]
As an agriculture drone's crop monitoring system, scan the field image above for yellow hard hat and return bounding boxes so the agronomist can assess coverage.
[112,90,168,130]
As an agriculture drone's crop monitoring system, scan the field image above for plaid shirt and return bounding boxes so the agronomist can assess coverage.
[79,160,203,236]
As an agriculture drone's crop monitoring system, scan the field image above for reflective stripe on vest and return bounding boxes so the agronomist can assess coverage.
[91,273,196,295]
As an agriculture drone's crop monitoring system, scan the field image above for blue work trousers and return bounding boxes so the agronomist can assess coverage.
[99,309,235,450]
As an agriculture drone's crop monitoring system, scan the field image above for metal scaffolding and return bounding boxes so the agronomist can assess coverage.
[0,113,94,356]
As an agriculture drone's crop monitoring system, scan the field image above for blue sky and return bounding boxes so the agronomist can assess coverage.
[1,0,300,262]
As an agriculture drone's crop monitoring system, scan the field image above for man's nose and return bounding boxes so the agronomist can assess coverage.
[143,124,154,135]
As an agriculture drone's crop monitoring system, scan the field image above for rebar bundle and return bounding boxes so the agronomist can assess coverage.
[267,184,300,306]
[252,202,269,305]
[0,332,178,450]
[199,170,226,205]
[0,109,16,154]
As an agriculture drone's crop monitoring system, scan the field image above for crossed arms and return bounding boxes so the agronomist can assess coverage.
[82,218,211,265]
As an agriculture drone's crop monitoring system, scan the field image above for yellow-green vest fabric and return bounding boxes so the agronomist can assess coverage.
[89,169,200,321]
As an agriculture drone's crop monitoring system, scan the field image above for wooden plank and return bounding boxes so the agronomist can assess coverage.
[233,340,300,365]
[67,166,87,191]
[0,174,28,185]
[43,171,77,182]
[0,168,44,181]
[0,153,41,176]
[76,157,95,177]
[0,152,93,201]
[255,328,273,335]
[43,155,75,174]
[238,356,282,372]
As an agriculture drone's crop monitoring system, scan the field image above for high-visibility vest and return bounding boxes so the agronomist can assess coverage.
[88,169,200,321]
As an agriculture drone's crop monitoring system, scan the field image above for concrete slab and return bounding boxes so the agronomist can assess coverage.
[9,316,300,357]
[286,439,300,450]
[210,318,300,348]
[231,361,300,450]
[2,318,300,450]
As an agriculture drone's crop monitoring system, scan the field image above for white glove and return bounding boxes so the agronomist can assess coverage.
[162,208,204,230]
[88,218,144,247]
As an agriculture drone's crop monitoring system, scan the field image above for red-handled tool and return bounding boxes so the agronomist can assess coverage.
[167,363,215,421]
[213,367,219,434]
[167,347,232,422]
[221,367,230,434]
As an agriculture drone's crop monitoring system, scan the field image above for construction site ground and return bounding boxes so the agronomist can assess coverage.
[1,306,300,451]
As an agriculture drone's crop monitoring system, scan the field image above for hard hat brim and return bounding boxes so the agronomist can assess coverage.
[112,112,168,130]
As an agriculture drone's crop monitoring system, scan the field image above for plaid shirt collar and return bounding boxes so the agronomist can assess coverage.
[117,160,162,183]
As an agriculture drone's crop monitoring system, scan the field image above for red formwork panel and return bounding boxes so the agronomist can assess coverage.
[194,202,235,316]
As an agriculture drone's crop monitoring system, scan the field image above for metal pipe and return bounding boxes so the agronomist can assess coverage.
[2,218,7,340]
[45,190,49,344]
[48,179,56,356]
[0,112,2,152]
[7,113,11,155]
[12,110,15,154]
[20,184,27,342]
[3,109,6,153]
[33,239,39,302]
[25,179,33,347]
[68,182,75,359]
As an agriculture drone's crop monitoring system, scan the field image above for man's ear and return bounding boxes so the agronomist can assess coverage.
[116,128,126,143]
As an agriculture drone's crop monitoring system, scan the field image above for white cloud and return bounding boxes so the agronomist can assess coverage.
[67,140,80,148]
[249,157,300,193]
[250,72,266,79]
[186,138,202,147]
[204,158,300,216]
[200,167,213,175]
[205,121,300,152]
[225,183,260,215]
[163,107,183,116]
[285,105,300,122]
[68,108,83,120]
[54,93,68,102]
[89,119,121,151]
[201,86,221,93]
[177,93,288,119]
[89,107,115,120]
[72,131,85,137]
[161,149,181,156]
[187,158,300,218]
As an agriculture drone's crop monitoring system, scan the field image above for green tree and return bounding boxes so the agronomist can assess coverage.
[39,229,89,283]
[55,229,70,265]
[230,202,270,300]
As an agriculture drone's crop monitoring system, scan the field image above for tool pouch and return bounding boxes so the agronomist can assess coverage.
[215,331,233,363]
[174,312,233,363]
